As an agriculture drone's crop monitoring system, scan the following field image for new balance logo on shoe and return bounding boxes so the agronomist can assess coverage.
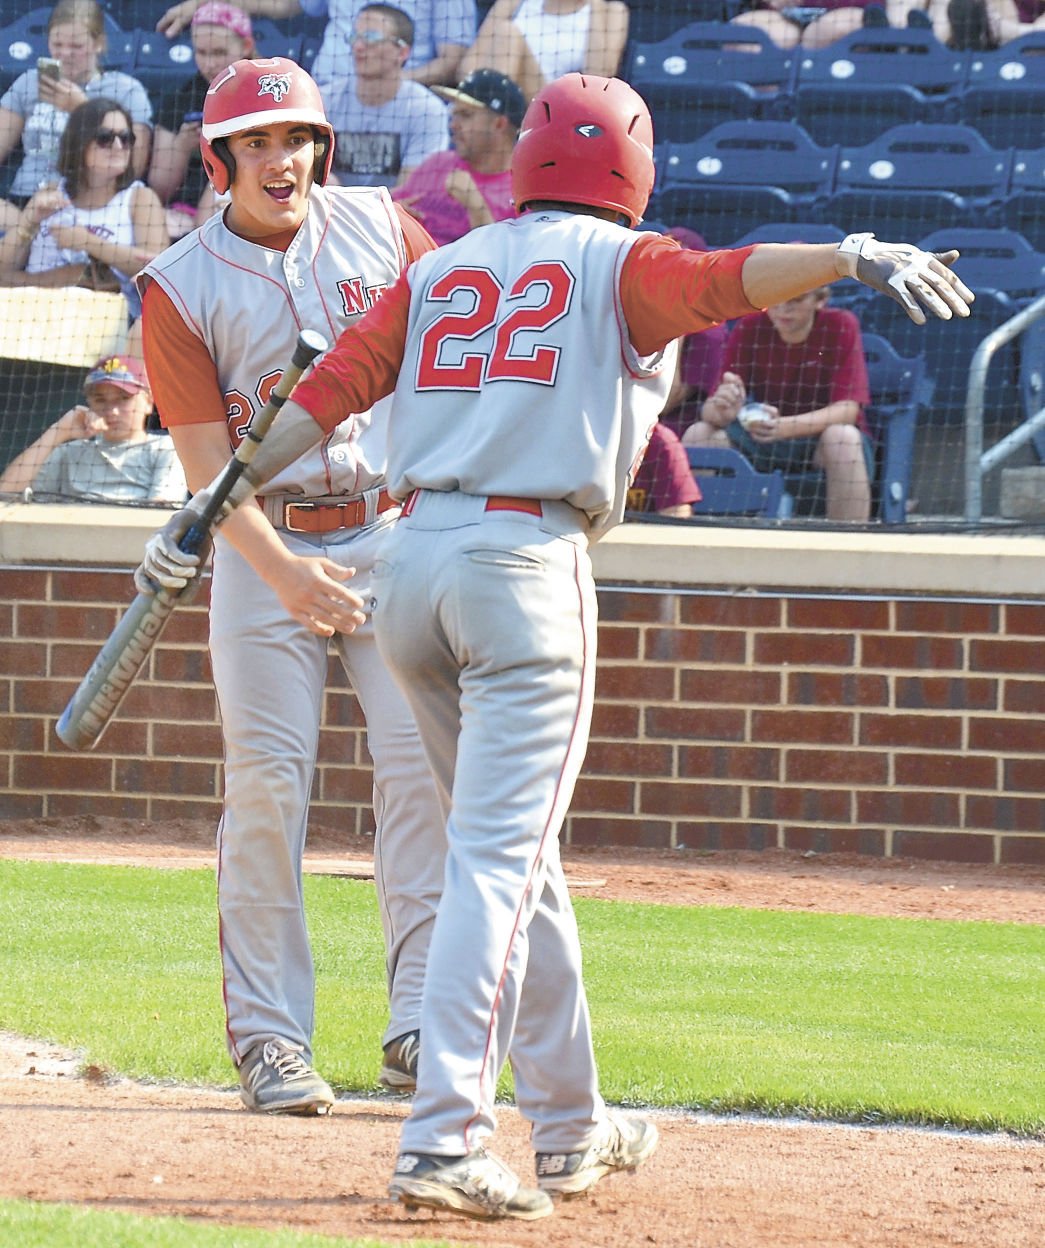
[535,1112,659,1196]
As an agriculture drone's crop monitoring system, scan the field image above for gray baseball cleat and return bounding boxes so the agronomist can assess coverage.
[389,1148,554,1221]
[379,1029,419,1091]
[535,1110,659,1196]
[238,1038,335,1115]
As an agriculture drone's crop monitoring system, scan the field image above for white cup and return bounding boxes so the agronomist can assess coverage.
[737,402,775,431]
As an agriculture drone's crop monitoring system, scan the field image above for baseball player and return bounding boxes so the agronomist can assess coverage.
[138,74,973,1216]
[133,57,446,1113]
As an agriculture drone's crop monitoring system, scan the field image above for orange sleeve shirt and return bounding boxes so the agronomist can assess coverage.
[142,203,437,431]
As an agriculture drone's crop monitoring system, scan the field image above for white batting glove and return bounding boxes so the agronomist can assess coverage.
[836,233,975,326]
[134,504,213,598]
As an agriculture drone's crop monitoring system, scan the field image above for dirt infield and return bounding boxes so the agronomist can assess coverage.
[1,817,1043,1248]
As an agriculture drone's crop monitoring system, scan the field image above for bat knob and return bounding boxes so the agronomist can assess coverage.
[293,330,329,370]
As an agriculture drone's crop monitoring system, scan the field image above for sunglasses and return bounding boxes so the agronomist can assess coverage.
[94,127,135,148]
[351,29,407,47]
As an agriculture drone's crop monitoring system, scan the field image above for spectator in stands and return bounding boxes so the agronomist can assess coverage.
[0,354,187,504]
[0,0,153,234]
[654,226,729,442]
[392,68,523,244]
[924,0,1044,47]
[460,0,630,102]
[732,0,927,49]
[148,2,256,240]
[156,0,477,88]
[325,3,448,188]
[0,98,169,323]
[627,423,701,519]
[681,286,874,522]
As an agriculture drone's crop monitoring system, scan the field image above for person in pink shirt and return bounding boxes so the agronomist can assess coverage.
[393,68,523,244]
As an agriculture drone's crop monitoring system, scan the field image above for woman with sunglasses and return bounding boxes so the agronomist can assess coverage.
[0,0,154,233]
[0,98,169,323]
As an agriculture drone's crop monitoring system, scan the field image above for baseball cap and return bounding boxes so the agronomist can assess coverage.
[84,356,150,395]
[432,69,526,128]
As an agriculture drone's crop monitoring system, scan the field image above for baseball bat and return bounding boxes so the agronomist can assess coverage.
[55,329,329,752]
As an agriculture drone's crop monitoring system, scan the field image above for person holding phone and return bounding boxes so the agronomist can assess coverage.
[0,0,154,233]
[147,2,256,239]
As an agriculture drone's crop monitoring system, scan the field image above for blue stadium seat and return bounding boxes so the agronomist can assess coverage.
[960,31,1045,150]
[251,19,303,62]
[131,28,195,93]
[627,21,798,143]
[916,227,1045,306]
[1003,147,1045,252]
[651,121,838,248]
[826,123,1013,240]
[793,27,967,147]
[687,446,794,518]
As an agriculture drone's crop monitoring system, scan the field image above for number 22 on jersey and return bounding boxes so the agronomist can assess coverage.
[416,262,575,391]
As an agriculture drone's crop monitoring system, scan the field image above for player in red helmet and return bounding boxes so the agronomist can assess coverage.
[139,73,973,1220]
[132,59,447,1116]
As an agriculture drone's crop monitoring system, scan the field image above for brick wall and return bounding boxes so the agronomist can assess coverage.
[2,546,1043,865]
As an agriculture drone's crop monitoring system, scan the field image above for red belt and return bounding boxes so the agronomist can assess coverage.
[274,488,398,534]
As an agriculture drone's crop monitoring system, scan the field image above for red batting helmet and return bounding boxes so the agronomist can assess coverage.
[511,74,655,228]
[200,57,335,194]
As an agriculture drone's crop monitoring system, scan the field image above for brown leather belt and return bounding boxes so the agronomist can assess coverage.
[262,488,398,533]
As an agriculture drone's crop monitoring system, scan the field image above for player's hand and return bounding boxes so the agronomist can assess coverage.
[134,505,212,598]
[836,233,975,326]
[269,557,368,638]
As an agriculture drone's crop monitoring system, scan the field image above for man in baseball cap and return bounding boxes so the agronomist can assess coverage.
[0,355,186,504]
[393,68,526,244]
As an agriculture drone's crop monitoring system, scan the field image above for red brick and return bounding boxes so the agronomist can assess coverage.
[152,797,222,823]
[15,679,86,718]
[1003,603,1045,637]
[675,821,775,852]
[160,608,211,644]
[752,786,853,822]
[859,713,962,750]
[595,664,676,701]
[584,740,675,777]
[786,749,889,785]
[968,716,1045,753]
[1004,758,1045,793]
[0,794,46,818]
[153,648,213,683]
[121,684,218,723]
[596,591,675,624]
[322,690,366,729]
[787,671,889,708]
[787,598,891,631]
[679,596,783,628]
[857,790,962,827]
[572,777,635,813]
[999,836,1045,865]
[678,667,781,705]
[16,603,120,642]
[49,641,116,679]
[755,633,855,667]
[679,744,780,782]
[895,600,1000,634]
[566,817,674,849]
[892,830,995,863]
[645,705,746,741]
[0,569,51,599]
[319,765,375,803]
[644,627,747,665]
[894,752,996,789]
[894,676,997,711]
[752,709,855,745]
[152,721,224,760]
[114,758,218,795]
[48,793,150,819]
[969,638,1042,674]
[642,781,742,818]
[861,634,964,671]
[596,625,641,660]
[1003,680,1045,715]
[316,729,366,766]
[13,753,112,790]
[0,605,12,636]
[86,719,150,756]
[966,795,1044,834]
[589,702,639,738]
[0,714,45,754]
[783,826,886,857]
[0,640,48,675]
[49,568,128,601]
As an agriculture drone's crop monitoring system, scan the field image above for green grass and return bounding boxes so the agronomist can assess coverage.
[0,1201,459,1248]
[1,860,1042,1137]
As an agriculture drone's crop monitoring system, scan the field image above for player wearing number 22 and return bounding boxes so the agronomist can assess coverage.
[139,73,973,1218]
[135,58,445,1111]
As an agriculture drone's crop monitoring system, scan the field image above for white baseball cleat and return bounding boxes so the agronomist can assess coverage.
[535,1110,659,1196]
[238,1038,335,1115]
[389,1147,553,1221]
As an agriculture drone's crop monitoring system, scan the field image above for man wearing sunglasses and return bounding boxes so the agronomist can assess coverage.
[134,57,446,1115]
[324,4,450,189]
